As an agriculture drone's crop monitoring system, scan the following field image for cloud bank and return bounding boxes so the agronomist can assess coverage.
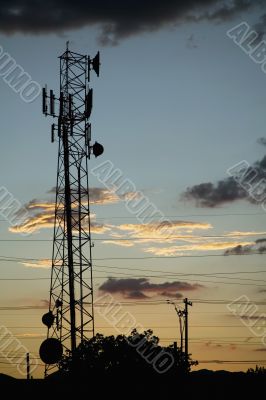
[0,1,264,44]
[99,277,203,299]
[182,155,266,207]
[9,187,134,234]
[224,238,266,255]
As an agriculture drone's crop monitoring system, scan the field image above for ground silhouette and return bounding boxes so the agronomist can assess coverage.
[0,331,265,398]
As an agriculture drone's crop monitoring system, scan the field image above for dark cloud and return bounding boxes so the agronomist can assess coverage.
[125,290,148,299]
[182,156,266,207]
[204,341,237,350]
[224,238,266,255]
[253,13,266,42]
[160,291,183,299]
[182,178,246,207]
[257,137,266,147]
[99,277,202,298]
[0,1,263,45]
[255,238,266,244]
[240,315,266,321]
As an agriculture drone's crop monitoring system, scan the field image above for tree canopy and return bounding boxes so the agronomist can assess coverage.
[59,329,194,378]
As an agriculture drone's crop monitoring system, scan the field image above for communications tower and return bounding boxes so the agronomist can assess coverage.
[39,43,103,376]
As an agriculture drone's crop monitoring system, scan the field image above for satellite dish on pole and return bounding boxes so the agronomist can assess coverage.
[42,311,55,328]
[92,52,100,77]
[39,338,63,364]
[92,141,104,157]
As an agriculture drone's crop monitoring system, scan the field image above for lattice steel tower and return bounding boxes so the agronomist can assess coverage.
[39,43,103,375]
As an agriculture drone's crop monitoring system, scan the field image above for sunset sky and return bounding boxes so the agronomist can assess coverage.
[1,1,266,378]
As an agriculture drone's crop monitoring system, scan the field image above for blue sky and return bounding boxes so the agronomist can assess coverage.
[1,4,266,377]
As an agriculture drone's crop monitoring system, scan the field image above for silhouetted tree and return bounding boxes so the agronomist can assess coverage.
[59,329,192,378]
[247,365,266,375]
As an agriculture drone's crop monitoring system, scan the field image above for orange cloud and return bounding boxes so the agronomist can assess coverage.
[10,210,55,233]
[9,207,111,234]
[116,221,212,234]
[47,187,137,205]
[144,241,253,256]
[21,259,51,269]
[102,240,135,247]
[107,220,212,244]
[104,225,266,255]
[16,333,46,338]
[225,231,266,237]
[8,187,123,234]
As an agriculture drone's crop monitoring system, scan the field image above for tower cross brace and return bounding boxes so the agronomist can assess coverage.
[40,45,103,376]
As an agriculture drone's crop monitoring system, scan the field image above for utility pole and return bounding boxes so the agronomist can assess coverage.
[39,44,104,377]
[168,299,192,370]
[177,308,184,354]
[184,298,192,371]
[174,303,184,353]
[26,353,30,380]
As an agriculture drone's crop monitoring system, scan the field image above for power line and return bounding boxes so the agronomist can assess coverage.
[0,270,266,287]
[0,356,41,360]
[197,360,266,364]
[1,253,266,277]
[93,298,266,306]
[94,264,266,276]
[93,266,266,286]
[0,252,266,264]
[0,311,227,315]
[93,266,266,284]
[0,297,265,311]
[97,325,266,329]
[3,325,266,329]
[2,256,266,276]
[0,277,49,281]
[0,231,266,241]
[0,335,262,341]
[0,212,265,225]
[90,253,266,260]
[93,270,266,287]
[21,254,266,261]
[0,360,43,365]
[78,212,266,219]
[2,274,264,287]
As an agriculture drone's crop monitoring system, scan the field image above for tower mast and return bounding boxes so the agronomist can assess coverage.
[39,45,103,376]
